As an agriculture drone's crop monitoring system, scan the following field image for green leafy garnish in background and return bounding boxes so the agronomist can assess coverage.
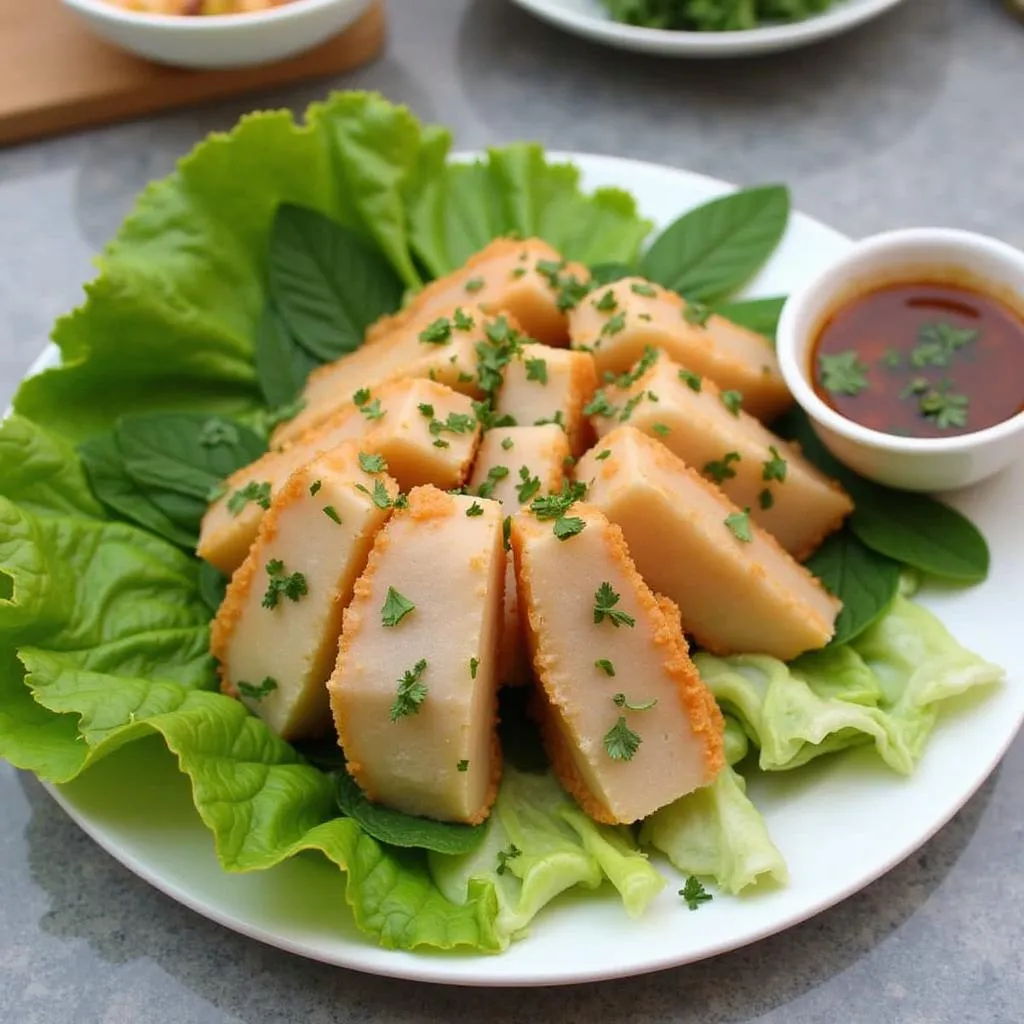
[715,295,787,340]
[600,0,836,32]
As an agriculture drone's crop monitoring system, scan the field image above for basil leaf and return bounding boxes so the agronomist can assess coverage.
[268,203,404,362]
[805,531,901,647]
[850,498,989,584]
[715,295,787,341]
[78,435,197,549]
[198,561,229,613]
[588,261,635,286]
[775,408,990,583]
[116,413,266,501]
[642,185,790,304]
[332,767,487,855]
[254,298,319,409]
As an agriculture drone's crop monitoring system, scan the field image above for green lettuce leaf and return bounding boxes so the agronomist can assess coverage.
[13,93,444,441]
[640,767,788,894]
[696,597,1004,775]
[429,766,664,948]
[408,143,652,277]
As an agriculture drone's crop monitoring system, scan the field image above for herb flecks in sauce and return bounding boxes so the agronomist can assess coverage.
[813,282,1024,438]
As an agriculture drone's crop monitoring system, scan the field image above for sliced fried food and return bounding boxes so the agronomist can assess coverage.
[366,237,589,348]
[576,426,840,660]
[569,277,791,422]
[511,503,724,824]
[210,442,397,741]
[588,349,853,559]
[272,305,506,446]
[329,486,505,824]
[494,342,598,456]
[469,425,571,688]
[197,377,479,576]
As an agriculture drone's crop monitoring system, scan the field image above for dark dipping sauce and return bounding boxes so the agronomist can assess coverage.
[811,281,1024,439]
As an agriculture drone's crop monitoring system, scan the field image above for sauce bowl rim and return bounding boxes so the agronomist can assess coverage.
[776,226,1024,456]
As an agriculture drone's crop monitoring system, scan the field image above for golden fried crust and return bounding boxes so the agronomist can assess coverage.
[367,238,586,346]
[614,426,840,627]
[512,506,725,824]
[564,350,600,456]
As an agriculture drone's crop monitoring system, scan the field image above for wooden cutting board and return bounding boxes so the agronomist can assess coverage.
[0,0,386,147]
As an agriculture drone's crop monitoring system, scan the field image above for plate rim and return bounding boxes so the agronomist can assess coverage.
[15,151,1024,986]
[508,0,910,56]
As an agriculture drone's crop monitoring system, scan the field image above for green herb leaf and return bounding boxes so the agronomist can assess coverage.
[603,716,642,762]
[595,449,611,461]
[390,659,428,721]
[762,446,787,482]
[470,657,480,679]
[683,301,711,327]
[583,391,619,418]
[227,480,272,516]
[358,451,387,474]
[678,368,703,392]
[419,317,453,345]
[381,586,416,628]
[595,659,616,677]
[333,766,486,854]
[804,530,901,646]
[589,263,634,287]
[456,760,470,772]
[356,479,394,510]
[641,186,790,304]
[758,488,774,510]
[516,467,542,504]
[630,281,657,298]
[724,510,752,542]
[720,390,744,416]
[237,677,278,700]
[198,561,229,613]
[261,559,308,609]
[612,693,657,712]
[715,295,787,341]
[268,203,404,361]
[323,505,342,524]
[553,516,585,541]
[705,452,740,484]
[354,388,372,407]
[501,436,514,450]
[254,298,319,409]
[309,479,322,496]
[593,581,636,628]
[525,357,549,384]
[818,350,869,396]
[911,321,977,368]
[679,876,713,911]
[496,843,522,876]
[466,501,485,517]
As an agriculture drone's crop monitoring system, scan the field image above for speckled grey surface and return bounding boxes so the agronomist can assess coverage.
[1,0,1022,1020]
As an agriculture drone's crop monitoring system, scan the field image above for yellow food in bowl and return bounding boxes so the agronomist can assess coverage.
[107,0,296,14]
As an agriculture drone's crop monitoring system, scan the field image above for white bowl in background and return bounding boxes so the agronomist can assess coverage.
[62,0,373,70]
[776,228,1024,493]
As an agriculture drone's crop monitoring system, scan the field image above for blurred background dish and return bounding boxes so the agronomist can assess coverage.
[62,0,373,69]
[508,0,909,57]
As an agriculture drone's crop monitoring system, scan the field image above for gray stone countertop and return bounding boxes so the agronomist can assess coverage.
[1,0,1022,1020]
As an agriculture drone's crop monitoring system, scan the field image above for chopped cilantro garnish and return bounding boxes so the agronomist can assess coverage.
[583,390,619,418]
[419,317,452,345]
[725,509,753,543]
[309,479,322,496]
[457,759,470,772]
[503,515,512,552]
[323,505,342,524]
[355,479,394,510]
[501,436,515,450]
[630,281,657,298]
[613,692,657,712]
[603,717,641,762]
[227,480,271,516]
[595,659,616,677]
[615,347,659,389]
[389,659,428,721]
[762,446,788,482]
[198,418,238,448]
[360,397,385,421]
[652,423,670,437]
[470,657,480,679]
[819,350,869,395]
[619,394,645,422]
[261,559,308,609]
[381,586,415,628]
[418,402,435,419]
[595,290,618,313]
[464,277,485,294]
[237,677,277,701]
[353,388,371,407]
[704,451,741,484]
[516,466,542,504]
[720,390,744,416]
[525,357,549,385]
[680,876,713,911]
[477,465,510,500]
[453,307,475,331]
[358,451,387,474]
[683,301,711,328]
[758,488,774,510]
[678,368,703,392]
[602,311,626,337]
[595,449,611,461]
[593,582,635,628]
[553,516,585,541]
[466,502,485,517]
[496,843,522,875]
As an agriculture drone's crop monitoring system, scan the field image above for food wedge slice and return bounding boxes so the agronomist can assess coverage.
[576,426,840,660]
[511,503,725,824]
[588,349,853,559]
[329,486,505,824]
[569,277,791,422]
[198,378,479,576]
[210,442,397,741]
[469,425,571,687]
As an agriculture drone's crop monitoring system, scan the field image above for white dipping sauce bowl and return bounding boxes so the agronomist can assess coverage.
[776,228,1024,492]
[62,0,372,70]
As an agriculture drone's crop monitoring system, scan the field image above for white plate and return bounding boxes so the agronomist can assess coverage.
[509,0,910,57]
[32,155,1024,986]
